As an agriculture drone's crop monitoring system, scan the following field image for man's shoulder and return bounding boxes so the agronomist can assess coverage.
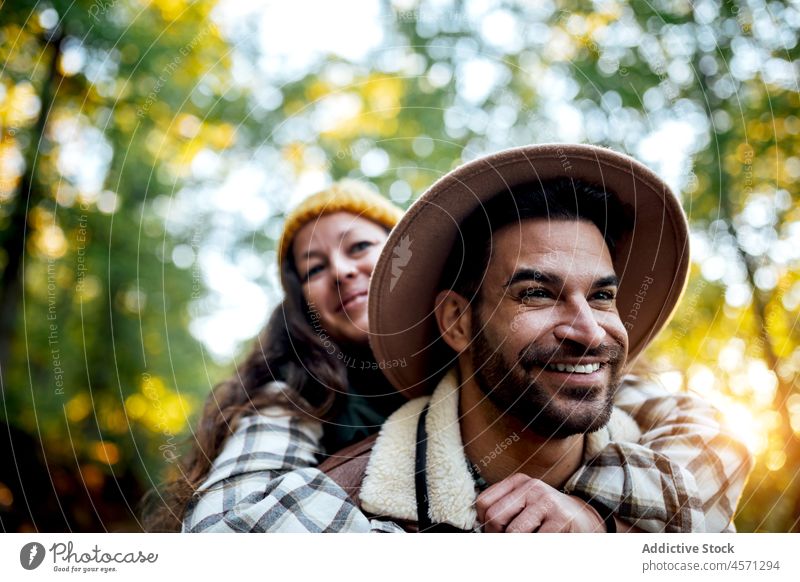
[318,392,434,505]
[318,432,380,505]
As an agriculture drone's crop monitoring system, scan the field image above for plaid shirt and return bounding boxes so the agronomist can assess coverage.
[183,375,751,533]
[183,410,403,533]
[562,376,752,532]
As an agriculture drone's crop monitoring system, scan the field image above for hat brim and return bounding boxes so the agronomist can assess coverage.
[368,144,690,398]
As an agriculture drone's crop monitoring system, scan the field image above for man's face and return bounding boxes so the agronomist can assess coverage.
[466,218,628,439]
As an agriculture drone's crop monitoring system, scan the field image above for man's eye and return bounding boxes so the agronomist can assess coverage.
[593,290,616,301]
[521,287,549,301]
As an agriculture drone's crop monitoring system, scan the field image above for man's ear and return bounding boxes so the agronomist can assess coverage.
[434,289,473,353]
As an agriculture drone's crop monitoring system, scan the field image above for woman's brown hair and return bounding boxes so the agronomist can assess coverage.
[140,256,350,531]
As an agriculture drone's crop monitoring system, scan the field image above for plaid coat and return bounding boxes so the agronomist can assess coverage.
[183,374,752,533]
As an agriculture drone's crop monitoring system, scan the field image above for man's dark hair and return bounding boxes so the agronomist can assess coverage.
[441,177,634,304]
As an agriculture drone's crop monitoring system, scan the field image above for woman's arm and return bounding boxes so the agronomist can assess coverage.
[563,375,753,532]
[182,409,403,532]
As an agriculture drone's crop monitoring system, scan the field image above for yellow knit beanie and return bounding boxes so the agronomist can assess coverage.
[278,179,404,272]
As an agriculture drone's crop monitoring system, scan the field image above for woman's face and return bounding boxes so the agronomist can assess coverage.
[292,212,390,347]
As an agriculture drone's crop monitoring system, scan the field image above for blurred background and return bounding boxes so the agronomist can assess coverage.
[0,0,798,532]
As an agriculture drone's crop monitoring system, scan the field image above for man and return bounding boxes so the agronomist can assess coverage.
[321,144,752,532]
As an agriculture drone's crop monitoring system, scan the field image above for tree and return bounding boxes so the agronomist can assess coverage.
[1,0,797,531]
[1,0,239,530]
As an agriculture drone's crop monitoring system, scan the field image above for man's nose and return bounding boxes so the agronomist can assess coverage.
[553,298,606,349]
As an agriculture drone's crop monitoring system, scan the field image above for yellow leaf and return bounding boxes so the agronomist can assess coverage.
[91,441,120,465]
[66,393,92,423]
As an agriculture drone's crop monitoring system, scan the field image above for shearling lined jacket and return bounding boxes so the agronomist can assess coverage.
[183,372,752,533]
[323,369,646,531]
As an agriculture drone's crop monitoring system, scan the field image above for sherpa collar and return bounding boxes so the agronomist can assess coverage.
[359,369,642,530]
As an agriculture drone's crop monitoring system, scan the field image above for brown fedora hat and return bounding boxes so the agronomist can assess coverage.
[368,143,690,398]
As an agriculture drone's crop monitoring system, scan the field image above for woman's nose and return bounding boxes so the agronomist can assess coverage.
[330,255,358,284]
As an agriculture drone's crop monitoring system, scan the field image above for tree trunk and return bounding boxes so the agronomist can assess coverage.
[0,30,63,379]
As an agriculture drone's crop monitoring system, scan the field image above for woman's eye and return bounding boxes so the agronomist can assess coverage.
[303,264,324,281]
[350,240,373,253]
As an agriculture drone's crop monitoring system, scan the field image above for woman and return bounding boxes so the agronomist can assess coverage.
[143,180,406,531]
[143,179,750,532]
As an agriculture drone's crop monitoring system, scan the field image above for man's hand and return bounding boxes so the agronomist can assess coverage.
[476,473,606,533]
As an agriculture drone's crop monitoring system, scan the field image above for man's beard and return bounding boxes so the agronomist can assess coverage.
[469,316,624,439]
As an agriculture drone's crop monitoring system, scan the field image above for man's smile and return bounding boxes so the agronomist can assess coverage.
[544,362,602,374]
